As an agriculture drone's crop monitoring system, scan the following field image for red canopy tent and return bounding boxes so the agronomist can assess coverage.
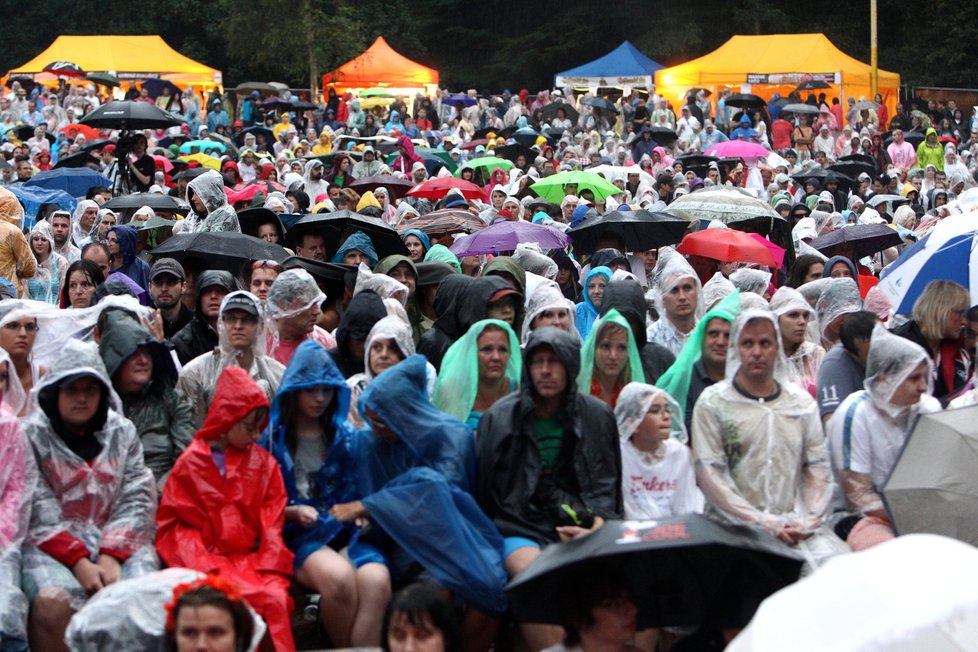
[322,37,439,92]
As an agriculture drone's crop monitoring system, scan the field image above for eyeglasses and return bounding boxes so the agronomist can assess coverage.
[2,322,37,333]
[251,260,284,271]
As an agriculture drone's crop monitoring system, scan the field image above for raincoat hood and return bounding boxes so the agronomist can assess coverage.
[0,186,24,228]
[725,308,790,383]
[578,308,645,391]
[335,289,388,377]
[431,274,473,338]
[591,248,628,270]
[651,248,704,321]
[218,290,268,359]
[460,275,516,333]
[615,382,687,443]
[196,365,270,441]
[822,255,857,279]
[865,325,933,419]
[107,224,139,268]
[265,268,324,320]
[98,309,177,393]
[815,277,862,339]
[434,319,521,422]
[598,278,649,348]
[268,340,349,439]
[483,256,527,298]
[331,231,378,267]
[187,169,230,215]
[360,315,416,380]
[374,255,417,279]
[32,338,122,422]
[523,326,582,395]
[195,270,237,310]
[402,229,430,252]
[729,268,772,296]
[521,284,577,344]
[424,244,461,272]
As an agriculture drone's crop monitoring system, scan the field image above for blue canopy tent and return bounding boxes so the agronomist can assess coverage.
[555,41,663,90]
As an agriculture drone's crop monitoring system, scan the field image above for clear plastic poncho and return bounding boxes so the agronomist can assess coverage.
[64,568,266,652]
[265,269,326,321]
[353,262,409,306]
[702,271,736,311]
[797,277,833,308]
[520,284,577,344]
[0,347,34,645]
[650,247,705,321]
[615,381,687,444]
[434,319,521,423]
[729,268,772,296]
[578,308,646,392]
[724,309,792,383]
[512,243,558,279]
[21,340,159,610]
[865,325,933,420]
[217,291,269,361]
[655,290,742,417]
[815,278,862,346]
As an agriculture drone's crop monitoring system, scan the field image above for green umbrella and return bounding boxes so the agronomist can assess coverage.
[530,170,620,203]
[360,87,394,98]
[454,156,513,178]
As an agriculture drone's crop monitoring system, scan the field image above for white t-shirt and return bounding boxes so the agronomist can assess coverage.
[620,438,704,519]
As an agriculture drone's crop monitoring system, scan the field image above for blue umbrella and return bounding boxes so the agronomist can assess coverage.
[178,139,228,154]
[23,168,111,197]
[878,213,978,313]
[140,78,181,99]
[443,95,477,109]
[6,185,77,228]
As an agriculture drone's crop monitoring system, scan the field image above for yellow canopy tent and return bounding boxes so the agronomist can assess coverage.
[7,35,222,89]
[655,34,900,118]
[323,37,439,98]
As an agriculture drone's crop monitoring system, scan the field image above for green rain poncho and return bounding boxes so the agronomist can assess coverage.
[433,319,521,426]
[577,308,646,395]
[655,290,741,416]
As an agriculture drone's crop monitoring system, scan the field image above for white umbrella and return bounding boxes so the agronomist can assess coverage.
[729,534,978,652]
[586,164,655,187]
[665,188,781,224]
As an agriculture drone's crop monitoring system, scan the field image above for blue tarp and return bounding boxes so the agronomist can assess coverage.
[6,184,77,229]
[555,41,663,88]
[25,168,113,197]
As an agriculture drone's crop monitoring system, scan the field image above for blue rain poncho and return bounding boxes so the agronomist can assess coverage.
[575,265,612,339]
[356,355,507,615]
[261,340,383,570]
[433,319,521,428]
[331,231,378,267]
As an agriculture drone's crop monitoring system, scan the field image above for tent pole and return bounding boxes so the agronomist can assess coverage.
[870,0,879,97]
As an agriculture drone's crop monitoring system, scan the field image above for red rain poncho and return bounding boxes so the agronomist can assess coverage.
[156,366,295,651]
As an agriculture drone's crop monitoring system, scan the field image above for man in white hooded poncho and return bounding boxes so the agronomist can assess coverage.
[647,248,704,357]
[692,309,846,567]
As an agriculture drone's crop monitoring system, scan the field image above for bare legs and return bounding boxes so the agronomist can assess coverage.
[505,547,563,652]
[28,589,74,652]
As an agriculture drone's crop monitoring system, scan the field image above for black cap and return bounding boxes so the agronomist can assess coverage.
[150,257,185,281]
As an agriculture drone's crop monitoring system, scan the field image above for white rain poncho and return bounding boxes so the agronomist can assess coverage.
[729,268,772,296]
[796,277,833,308]
[702,272,736,311]
[827,326,940,515]
[65,568,267,652]
[353,262,409,306]
[770,286,825,396]
[266,268,325,321]
[25,219,64,304]
[615,382,704,519]
[185,170,240,233]
[647,247,704,356]
[0,347,34,645]
[21,340,159,611]
[693,310,834,545]
[520,284,577,344]
[512,243,558,279]
[176,291,284,427]
[71,200,99,247]
[815,278,862,347]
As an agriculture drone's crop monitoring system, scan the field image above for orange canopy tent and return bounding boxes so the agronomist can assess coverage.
[655,34,900,118]
[322,37,438,94]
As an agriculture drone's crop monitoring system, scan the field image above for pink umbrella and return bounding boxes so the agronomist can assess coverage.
[151,155,174,173]
[748,233,786,268]
[704,141,771,159]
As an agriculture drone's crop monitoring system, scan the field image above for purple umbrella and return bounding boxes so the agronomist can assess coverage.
[449,220,570,256]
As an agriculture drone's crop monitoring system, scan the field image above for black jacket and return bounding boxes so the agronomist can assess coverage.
[169,270,236,365]
[599,279,676,383]
[475,327,623,544]
[331,290,387,378]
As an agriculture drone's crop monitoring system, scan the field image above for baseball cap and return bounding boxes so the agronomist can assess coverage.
[221,293,260,317]
[150,257,185,281]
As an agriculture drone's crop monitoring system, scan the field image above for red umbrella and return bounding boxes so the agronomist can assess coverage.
[461,138,490,151]
[677,228,777,267]
[748,233,787,269]
[228,181,287,204]
[407,177,486,201]
[43,61,86,78]
[58,124,100,141]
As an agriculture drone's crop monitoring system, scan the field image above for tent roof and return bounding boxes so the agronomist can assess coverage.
[7,35,221,86]
[557,40,664,80]
[323,36,438,88]
[655,33,899,88]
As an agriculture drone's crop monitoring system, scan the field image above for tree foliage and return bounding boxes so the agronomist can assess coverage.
[0,0,970,91]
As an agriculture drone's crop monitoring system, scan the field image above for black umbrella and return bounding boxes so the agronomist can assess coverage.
[569,209,689,254]
[234,126,275,147]
[512,128,550,147]
[43,61,85,78]
[676,154,719,178]
[286,209,407,259]
[506,517,802,629]
[262,97,293,111]
[791,168,855,190]
[687,87,712,97]
[811,223,903,259]
[141,79,181,100]
[152,231,289,272]
[292,101,318,112]
[582,97,618,113]
[305,151,363,169]
[102,193,185,212]
[828,161,878,179]
[348,175,414,199]
[282,256,353,297]
[493,143,537,164]
[236,207,287,242]
[650,126,678,144]
[541,101,580,124]
[53,149,101,169]
[724,93,766,109]
[80,101,183,130]
[170,167,209,182]
[11,125,55,144]
[795,80,832,91]
[781,103,821,116]
[473,126,514,140]
[85,72,119,88]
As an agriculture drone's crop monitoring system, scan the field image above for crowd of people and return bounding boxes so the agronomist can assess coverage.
[0,76,975,652]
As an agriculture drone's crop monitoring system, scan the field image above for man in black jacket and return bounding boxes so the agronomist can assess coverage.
[169,270,236,365]
[476,327,622,651]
